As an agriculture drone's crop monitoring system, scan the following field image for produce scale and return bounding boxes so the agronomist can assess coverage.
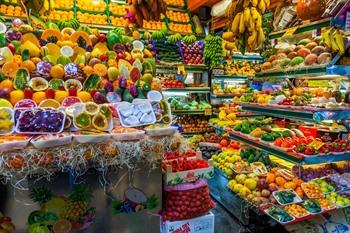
[1,0,350,232]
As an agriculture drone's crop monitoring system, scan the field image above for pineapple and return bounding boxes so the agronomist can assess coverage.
[64,184,92,220]
[30,187,53,205]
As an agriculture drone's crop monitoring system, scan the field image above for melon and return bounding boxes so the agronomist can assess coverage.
[289,56,305,66]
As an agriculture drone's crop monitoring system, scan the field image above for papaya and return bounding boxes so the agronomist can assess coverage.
[70,31,92,48]
[41,29,64,42]
[21,41,40,57]
[20,33,40,48]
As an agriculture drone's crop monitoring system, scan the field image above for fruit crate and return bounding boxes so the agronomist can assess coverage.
[165,9,191,24]
[108,2,128,17]
[164,0,188,10]
[163,152,214,185]
[75,0,108,14]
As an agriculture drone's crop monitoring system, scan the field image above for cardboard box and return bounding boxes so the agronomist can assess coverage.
[163,152,214,185]
[161,212,214,233]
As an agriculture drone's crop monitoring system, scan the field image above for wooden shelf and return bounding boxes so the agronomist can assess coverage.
[188,0,221,11]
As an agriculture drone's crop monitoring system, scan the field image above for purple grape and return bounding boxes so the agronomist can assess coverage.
[129,84,138,97]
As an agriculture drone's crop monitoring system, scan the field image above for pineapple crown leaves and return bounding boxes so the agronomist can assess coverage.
[69,184,93,203]
[30,187,53,205]
[146,194,159,210]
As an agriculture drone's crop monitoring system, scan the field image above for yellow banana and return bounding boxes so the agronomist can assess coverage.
[263,0,270,8]
[49,0,55,10]
[231,13,241,35]
[247,9,255,32]
[243,8,251,27]
[322,28,332,48]
[243,0,250,8]
[247,29,257,46]
[257,27,265,49]
[258,0,266,14]
[239,12,246,34]
[251,7,262,28]
[330,29,339,52]
[43,0,49,11]
[252,0,258,7]
[334,29,345,55]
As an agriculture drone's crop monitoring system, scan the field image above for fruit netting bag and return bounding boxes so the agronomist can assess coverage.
[163,179,215,221]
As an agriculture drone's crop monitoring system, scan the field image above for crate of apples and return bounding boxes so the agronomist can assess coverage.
[162,78,185,88]
[180,41,204,65]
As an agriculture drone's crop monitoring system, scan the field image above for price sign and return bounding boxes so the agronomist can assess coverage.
[283,26,299,38]
[204,108,212,116]
[309,140,325,150]
[307,80,331,88]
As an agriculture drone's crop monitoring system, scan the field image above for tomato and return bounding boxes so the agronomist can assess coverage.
[281,141,291,148]
[307,136,315,143]
[274,137,284,146]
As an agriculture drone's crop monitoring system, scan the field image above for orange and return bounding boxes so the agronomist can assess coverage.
[9,90,24,105]
[30,57,41,64]
[20,60,36,71]
[32,91,46,104]
[83,66,94,76]
[50,65,65,79]
[54,90,68,103]
[0,79,14,91]
[12,55,22,64]
[2,61,19,78]
[77,91,92,102]
[93,63,108,77]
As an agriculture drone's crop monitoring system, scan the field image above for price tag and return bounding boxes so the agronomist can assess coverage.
[204,108,212,116]
[309,140,325,150]
[307,80,331,88]
[177,65,185,74]
[282,26,299,38]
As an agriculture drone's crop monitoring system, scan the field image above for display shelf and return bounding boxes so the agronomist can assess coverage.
[211,94,243,99]
[269,18,331,40]
[172,109,209,115]
[213,74,251,80]
[232,53,264,62]
[156,64,208,71]
[208,167,282,229]
[214,126,350,165]
[239,103,350,122]
[255,65,328,79]
[162,87,210,93]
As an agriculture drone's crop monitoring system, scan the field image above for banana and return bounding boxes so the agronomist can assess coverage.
[263,0,270,8]
[329,29,339,52]
[258,0,266,14]
[49,0,55,10]
[44,0,49,11]
[239,12,246,34]
[243,8,251,27]
[243,0,250,8]
[322,28,332,48]
[252,0,258,7]
[247,29,257,46]
[251,7,262,28]
[257,27,265,49]
[334,29,345,55]
[231,13,241,35]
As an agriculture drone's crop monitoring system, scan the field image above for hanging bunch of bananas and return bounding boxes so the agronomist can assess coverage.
[322,27,346,55]
[17,0,55,16]
[226,0,269,52]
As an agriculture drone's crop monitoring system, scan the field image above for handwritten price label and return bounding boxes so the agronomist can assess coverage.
[283,26,299,38]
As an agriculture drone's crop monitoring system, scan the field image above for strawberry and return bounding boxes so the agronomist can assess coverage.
[45,89,55,99]
[23,89,33,99]
[68,88,77,96]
